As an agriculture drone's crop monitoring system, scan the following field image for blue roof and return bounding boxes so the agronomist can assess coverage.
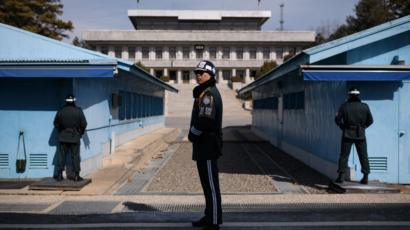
[239,15,410,94]
[0,23,177,92]
[0,23,116,65]
[305,15,410,63]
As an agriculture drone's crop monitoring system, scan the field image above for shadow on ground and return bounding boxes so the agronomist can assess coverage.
[218,126,331,193]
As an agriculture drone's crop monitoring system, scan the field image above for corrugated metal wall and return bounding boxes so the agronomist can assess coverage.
[0,74,166,179]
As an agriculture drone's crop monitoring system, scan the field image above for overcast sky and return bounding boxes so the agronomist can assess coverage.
[60,0,360,42]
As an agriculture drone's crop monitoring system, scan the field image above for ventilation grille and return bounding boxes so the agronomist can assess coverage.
[29,153,48,169]
[369,157,387,172]
[0,154,9,168]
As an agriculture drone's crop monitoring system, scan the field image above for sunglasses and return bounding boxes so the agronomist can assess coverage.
[194,70,206,75]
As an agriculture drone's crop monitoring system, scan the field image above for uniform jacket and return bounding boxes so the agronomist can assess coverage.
[54,104,87,143]
[335,97,373,140]
[188,78,223,161]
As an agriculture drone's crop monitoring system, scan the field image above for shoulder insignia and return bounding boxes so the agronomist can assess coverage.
[203,96,211,105]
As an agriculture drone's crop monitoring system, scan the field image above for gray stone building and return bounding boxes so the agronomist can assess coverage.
[83,10,316,85]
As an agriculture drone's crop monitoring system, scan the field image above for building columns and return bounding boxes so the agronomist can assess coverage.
[108,46,115,57]
[136,47,142,60]
[245,68,251,83]
[232,68,237,77]
[177,70,182,83]
[218,69,223,83]
[122,46,128,60]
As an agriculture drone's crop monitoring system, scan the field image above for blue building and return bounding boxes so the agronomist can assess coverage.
[239,16,410,184]
[0,23,177,179]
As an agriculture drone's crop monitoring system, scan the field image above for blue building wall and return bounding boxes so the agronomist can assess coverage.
[0,73,166,179]
[251,30,410,183]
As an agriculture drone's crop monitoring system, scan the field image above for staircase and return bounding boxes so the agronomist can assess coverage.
[165,83,251,129]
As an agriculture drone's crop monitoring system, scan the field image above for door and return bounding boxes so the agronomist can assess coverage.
[349,82,398,183]
[182,71,190,84]
[399,81,410,183]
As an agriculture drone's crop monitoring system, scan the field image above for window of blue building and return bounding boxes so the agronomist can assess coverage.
[118,91,164,121]
[284,91,304,110]
[126,92,132,119]
[253,96,278,110]
[119,91,126,120]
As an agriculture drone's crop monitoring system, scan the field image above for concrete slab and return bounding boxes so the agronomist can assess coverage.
[0,188,62,195]
[329,181,400,194]
[0,180,35,189]
[50,201,120,215]
[29,177,91,191]
[0,203,50,212]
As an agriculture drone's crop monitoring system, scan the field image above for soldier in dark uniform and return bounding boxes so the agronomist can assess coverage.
[335,87,373,184]
[189,60,223,230]
[53,94,87,182]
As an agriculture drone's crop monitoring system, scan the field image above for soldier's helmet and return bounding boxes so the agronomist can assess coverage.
[65,94,77,103]
[194,60,216,77]
[348,87,360,95]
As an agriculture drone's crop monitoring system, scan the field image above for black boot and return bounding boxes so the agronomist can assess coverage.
[74,172,83,182]
[53,171,63,181]
[360,174,368,184]
[335,173,344,183]
[192,217,209,227]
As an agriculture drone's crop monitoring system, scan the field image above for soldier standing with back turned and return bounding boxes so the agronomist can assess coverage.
[189,60,223,230]
[53,94,87,182]
[335,87,373,184]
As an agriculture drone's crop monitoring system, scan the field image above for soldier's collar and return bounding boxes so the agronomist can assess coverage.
[193,77,216,98]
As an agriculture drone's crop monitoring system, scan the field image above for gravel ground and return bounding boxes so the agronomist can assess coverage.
[144,126,332,194]
[144,142,278,193]
[257,143,331,194]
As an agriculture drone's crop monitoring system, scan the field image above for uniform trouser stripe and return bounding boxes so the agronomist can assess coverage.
[207,160,217,225]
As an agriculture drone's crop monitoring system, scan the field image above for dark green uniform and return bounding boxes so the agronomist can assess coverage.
[189,82,223,160]
[54,104,87,174]
[335,97,373,175]
[188,77,223,226]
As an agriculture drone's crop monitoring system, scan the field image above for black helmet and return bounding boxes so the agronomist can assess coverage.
[348,87,360,95]
[65,94,76,103]
[194,60,216,77]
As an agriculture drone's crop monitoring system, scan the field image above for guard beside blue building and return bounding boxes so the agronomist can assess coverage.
[335,87,373,184]
[53,94,87,181]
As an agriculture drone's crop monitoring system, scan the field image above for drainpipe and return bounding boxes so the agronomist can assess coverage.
[108,115,114,155]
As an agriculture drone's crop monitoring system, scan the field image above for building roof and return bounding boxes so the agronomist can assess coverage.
[128,10,271,29]
[128,10,271,20]
[0,23,177,92]
[238,15,410,94]
[128,9,271,20]
[128,10,271,31]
